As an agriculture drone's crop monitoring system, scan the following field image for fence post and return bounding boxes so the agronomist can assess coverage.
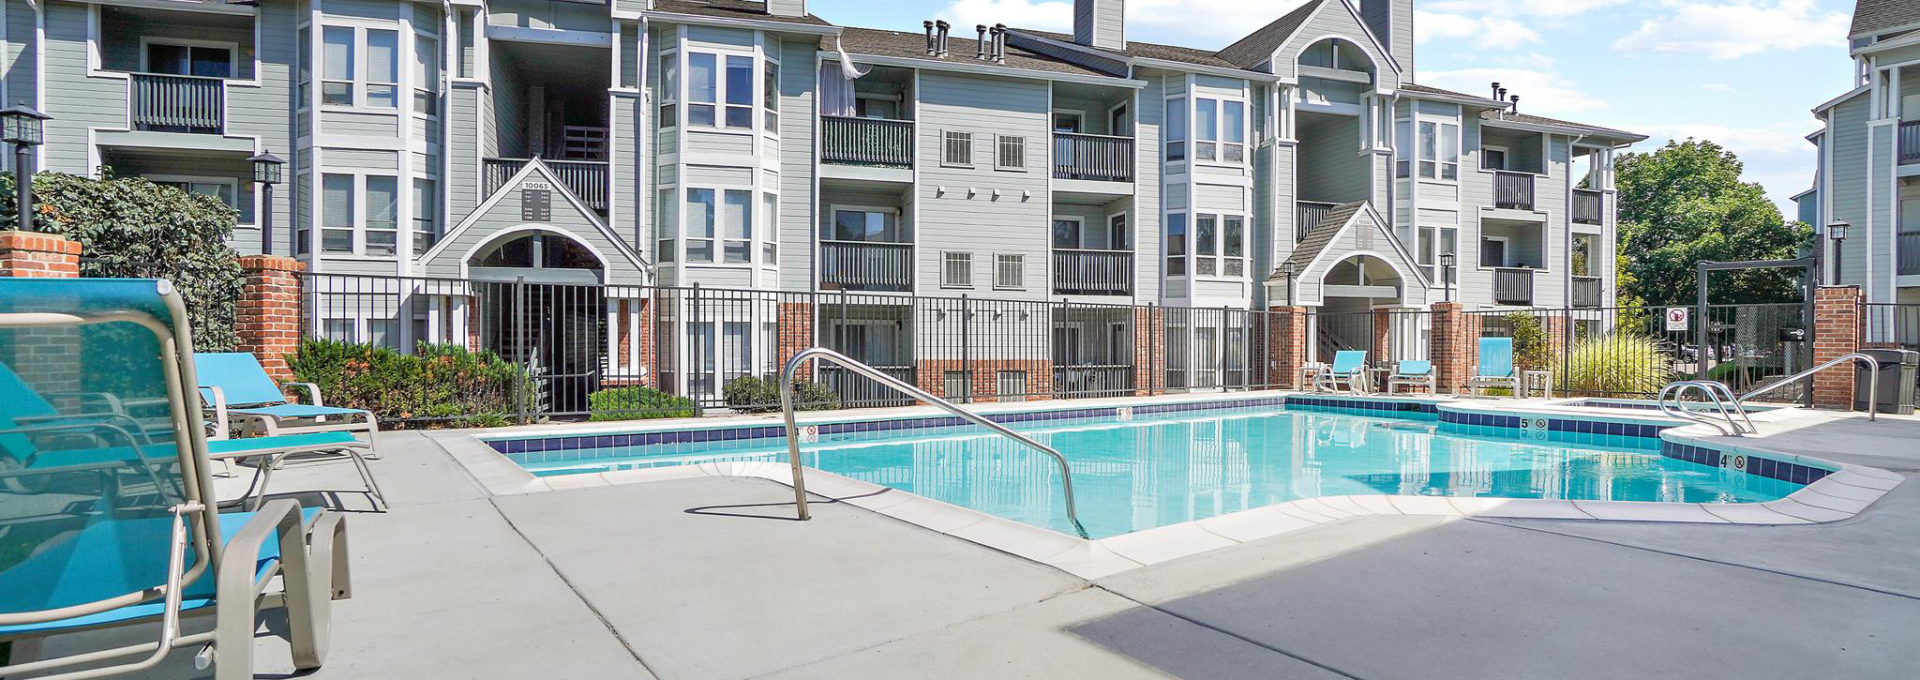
[514,276,528,425]
[1218,306,1229,391]
[234,255,307,383]
[1811,286,1862,409]
[961,293,972,403]
[1267,304,1307,390]
[1430,302,1472,395]
[1148,303,1159,396]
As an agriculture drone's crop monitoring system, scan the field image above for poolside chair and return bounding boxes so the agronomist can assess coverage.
[195,352,381,452]
[209,431,386,511]
[0,278,348,680]
[1466,337,1520,397]
[1385,360,1435,394]
[1316,350,1369,393]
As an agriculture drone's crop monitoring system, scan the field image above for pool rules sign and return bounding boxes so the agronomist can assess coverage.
[1665,307,1689,332]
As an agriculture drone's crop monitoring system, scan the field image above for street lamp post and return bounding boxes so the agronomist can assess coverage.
[250,150,285,255]
[1,105,51,232]
[1266,262,1297,307]
[1439,252,1456,302]
[1825,221,1848,285]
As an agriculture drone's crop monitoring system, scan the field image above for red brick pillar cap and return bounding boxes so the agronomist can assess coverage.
[0,231,81,255]
[237,255,307,273]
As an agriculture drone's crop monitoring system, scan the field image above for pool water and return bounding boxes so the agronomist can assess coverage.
[509,409,1804,539]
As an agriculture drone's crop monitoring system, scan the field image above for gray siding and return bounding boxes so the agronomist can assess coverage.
[3,0,36,112]
[448,83,484,217]
[776,37,816,292]
[424,170,645,285]
[915,71,1051,299]
[1297,117,1368,203]
[610,92,640,248]
[42,2,125,173]
[1271,2,1390,83]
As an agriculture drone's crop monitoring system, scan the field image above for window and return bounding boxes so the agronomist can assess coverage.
[831,208,900,242]
[1195,98,1218,161]
[763,61,779,129]
[1572,233,1595,277]
[1222,100,1245,163]
[321,27,354,105]
[994,254,1025,289]
[1052,217,1082,249]
[1166,97,1186,161]
[996,370,1028,402]
[761,192,778,263]
[413,34,439,116]
[1441,228,1458,283]
[685,188,715,261]
[688,53,716,126]
[144,41,234,78]
[1108,213,1128,250]
[1165,212,1186,276]
[1418,121,1460,180]
[997,135,1026,170]
[368,319,398,349]
[1189,213,1247,278]
[656,188,677,262]
[724,55,753,128]
[412,178,438,256]
[323,318,355,342]
[365,29,399,108]
[1418,225,1435,272]
[364,176,398,255]
[297,27,311,108]
[942,252,973,287]
[1394,119,1410,178]
[943,371,971,400]
[1195,214,1217,275]
[1223,215,1245,276]
[722,189,751,263]
[943,130,973,166]
[1482,146,1507,171]
[321,174,354,253]
[659,53,678,128]
[150,178,237,210]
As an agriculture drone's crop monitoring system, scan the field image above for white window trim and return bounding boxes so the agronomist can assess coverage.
[658,48,680,128]
[1480,144,1509,171]
[1163,92,1187,164]
[1052,108,1085,133]
[148,174,246,224]
[1190,211,1249,281]
[1104,211,1129,251]
[1480,234,1511,270]
[1164,209,1189,279]
[1474,129,1551,178]
[940,251,974,288]
[1052,215,1085,249]
[826,204,904,243]
[993,253,1026,290]
[318,170,402,258]
[318,23,405,114]
[681,49,758,133]
[1413,116,1461,183]
[941,129,975,168]
[137,36,240,77]
[1191,96,1250,168]
[994,133,1027,172]
[675,185,761,267]
[1106,101,1129,137]
[411,28,442,121]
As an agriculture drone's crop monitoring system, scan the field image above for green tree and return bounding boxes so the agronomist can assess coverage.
[0,169,244,350]
[1615,139,1811,306]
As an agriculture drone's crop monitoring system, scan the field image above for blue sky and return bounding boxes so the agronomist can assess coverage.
[805,0,1859,217]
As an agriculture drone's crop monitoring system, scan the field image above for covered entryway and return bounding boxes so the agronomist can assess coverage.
[469,230,608,415]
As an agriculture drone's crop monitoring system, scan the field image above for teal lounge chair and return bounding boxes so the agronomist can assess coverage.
[196,352,380,452]
[1386,360,1435,394]
[0,278,348,680]
[1467,337,1520,396]
[1316,350,1369,393]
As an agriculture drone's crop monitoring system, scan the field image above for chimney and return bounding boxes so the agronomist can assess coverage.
[1072,0,1126,50]
[935,20,950,57]
[924,21,936,55]
[1490,82,1500,100]
[765,0,806,18]
[992,24,1007,63]
[1358,0,1414,77]
[1509,95,1519,113]
[976,25,989,60]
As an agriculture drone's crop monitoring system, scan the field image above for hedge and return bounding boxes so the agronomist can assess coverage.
[721,375,840,413]
[283,339,535,427]
[586,386,700,421]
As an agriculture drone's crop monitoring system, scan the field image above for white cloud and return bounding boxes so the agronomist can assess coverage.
[1416,11,1541,49]
[1612,0,1850,60]
[939,0,1074,33]
[940,0,1309,48]
[1701,83,1736,92]
[1423,0,1626,18]
[1419,67,1608,117]
[1637,123,1812,155]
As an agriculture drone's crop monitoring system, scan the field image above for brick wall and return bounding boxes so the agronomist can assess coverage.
[1133,306,1164,395]
[1429,302,1480,394]
[916,359,1054,401]
[0,231,80,278]
[777,301,814,382]
[234,255,306,382]
[1269,306,1307,389]
[1811,286,1861,409]
[0,232,81,397]
[1371,308,1392,361]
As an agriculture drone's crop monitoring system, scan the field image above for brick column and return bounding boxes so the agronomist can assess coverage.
[1133,306,1165,395]
[1371,308,1392,361]
[1269,305,1307,389]
[1430,302,1479,394]
[777,301,814,382]
[1811,286,1862,410]
[0,231,80,278]
[234,255,306,382]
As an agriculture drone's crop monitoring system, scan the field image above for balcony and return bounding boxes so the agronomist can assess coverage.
[1494,172,1534,211]
[820,240,912,292]
[484,158,609,213]
[1052,133,1133,183]
[1051,249,1133,295]
[129,74,224,134]
[1572,275,1603,307]
[1296,201,1337,241]
[821,116,913,168]
[1493,267,1533,306]
[1572,189,1604,225]
[1900,230,1920,276]
[1901,120,1920,165]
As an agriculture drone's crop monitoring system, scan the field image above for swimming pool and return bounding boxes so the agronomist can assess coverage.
[498,404,1807,539]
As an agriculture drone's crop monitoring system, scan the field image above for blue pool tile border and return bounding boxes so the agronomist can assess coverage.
[1660,441,1830,485]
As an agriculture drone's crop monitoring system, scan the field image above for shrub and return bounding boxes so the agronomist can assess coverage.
[283,339,535,427]
[1505,312,1554,373]
[1,169,244,351]
[1560,333,1673,397]
[722,375,840,413]
[587,386,699,421]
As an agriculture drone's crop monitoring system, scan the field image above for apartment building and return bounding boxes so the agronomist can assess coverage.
[1806,0,1920,315]
[0,0,1642,401]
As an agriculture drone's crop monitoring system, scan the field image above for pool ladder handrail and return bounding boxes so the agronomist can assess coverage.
[1656,381,1754,436]
[779,347,1091,539]
[1739,352,1880,422]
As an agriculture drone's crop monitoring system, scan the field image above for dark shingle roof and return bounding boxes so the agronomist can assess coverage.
[832,27,1113,78]
[1018,29,1241,69]
[1399,82,1500,103]
[1285,200,1365,270]
[1215,0,1324,69]
[1852,0,1920,38]
[650,0,831,26]
[1479,110,1646,142]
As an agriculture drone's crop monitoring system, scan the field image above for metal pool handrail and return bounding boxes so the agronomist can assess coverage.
[1656,381,1752,436]
[779,347,1091,539]
[1739,352,1879,423]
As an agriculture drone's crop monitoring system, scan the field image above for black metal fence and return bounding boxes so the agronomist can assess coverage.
[1469,303,1811,401]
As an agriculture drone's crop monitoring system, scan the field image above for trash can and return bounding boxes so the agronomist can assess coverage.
[1854,348,1918,415]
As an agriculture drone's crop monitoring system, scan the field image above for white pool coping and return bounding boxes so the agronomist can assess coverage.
[435,391,1905,580]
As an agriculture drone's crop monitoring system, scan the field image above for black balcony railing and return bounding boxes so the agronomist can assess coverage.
[821,240,912,292]
[129,73,224,133]
[484,158,609,212]
[1296,201,1337,242]
[1572,275,1603,307]
[1494,171,1534,210]
[1899,231,1920,276]
[1052,132,1133,182]
[1572,189,1604,225]
[1493,267,1533,306]
[1051,249,1133,295]
[1900,120,1920,165]
[821,116,913,168]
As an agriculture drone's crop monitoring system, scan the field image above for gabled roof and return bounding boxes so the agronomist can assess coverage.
[834,27,1115,78]
[1215,0,1325,70]
[650,0,832,26]
[1017,29,1241,70]
[1479,110,1648,143]
[1851,0,1920,39]
[1399,82,1501,105]
[1286,200,1366,270]
[420,159,651,278]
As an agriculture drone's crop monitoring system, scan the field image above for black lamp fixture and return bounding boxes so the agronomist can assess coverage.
[1439,251,1457,302]
[1264,260,1298,307]
[1,105,50,232]
[249,149,285,255]
[1826,221,1848,284]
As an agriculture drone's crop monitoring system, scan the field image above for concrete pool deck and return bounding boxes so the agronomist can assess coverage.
[23,401,1920,679]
